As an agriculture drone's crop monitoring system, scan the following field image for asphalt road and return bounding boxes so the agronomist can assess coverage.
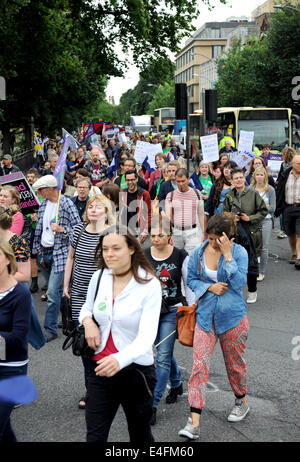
[11,219,300,443]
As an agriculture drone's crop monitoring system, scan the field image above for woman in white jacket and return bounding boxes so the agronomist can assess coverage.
[79,224,162,443]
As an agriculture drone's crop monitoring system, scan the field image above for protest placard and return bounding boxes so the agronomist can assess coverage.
[118,132,127,144]
[0,172,40,214]
[238,130,254,155]
[200,134,219,163]
[268,153,283,175]
[233,151,255,170]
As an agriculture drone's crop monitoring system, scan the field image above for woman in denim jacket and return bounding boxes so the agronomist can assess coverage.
[179,214,250,440]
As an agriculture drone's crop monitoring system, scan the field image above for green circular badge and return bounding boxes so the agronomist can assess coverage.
[98,301,107,311]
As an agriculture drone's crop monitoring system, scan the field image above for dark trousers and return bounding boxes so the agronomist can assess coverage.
[247,273,257,293]
[85,361,156,443]
[0,364,28,442]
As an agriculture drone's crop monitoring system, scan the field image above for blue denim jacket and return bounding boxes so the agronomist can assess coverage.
[187,241,248,334]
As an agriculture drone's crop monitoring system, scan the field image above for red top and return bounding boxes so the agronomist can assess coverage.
[92,299,118,362]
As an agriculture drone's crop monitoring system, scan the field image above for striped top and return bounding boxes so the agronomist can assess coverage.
[69,224,102,320]
[165,188,204,228]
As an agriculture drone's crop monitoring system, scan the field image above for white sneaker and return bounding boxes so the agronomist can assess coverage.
[228,398,250,422]
[178,419,200,439]
[247,291,257,304]
[257,274,265,282]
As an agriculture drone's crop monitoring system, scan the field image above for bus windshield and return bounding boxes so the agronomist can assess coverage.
[238,110,289,150]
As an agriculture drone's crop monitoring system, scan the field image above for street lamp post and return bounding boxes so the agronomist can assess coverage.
[273,4,300,12]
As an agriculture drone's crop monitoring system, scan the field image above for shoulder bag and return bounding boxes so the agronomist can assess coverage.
[62,269,103,358]
[61,223,88,336]
[175,261,203,347]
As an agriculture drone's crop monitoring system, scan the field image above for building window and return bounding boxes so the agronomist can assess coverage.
[212,45,223,59]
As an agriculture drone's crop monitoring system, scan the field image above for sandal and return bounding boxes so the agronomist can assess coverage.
[41,293,48,301]
[78,396,87,410]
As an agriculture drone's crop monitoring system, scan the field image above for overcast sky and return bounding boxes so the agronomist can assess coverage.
[106,0,266,104]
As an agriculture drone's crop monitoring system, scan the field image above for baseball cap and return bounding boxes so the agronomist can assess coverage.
[33,175,58,190]
[3,154,12,160]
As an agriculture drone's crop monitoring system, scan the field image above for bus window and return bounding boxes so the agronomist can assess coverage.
[238,110,289,150]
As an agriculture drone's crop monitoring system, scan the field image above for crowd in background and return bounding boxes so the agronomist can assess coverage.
[0,124,299,443]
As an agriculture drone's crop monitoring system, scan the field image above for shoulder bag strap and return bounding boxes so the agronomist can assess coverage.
[93,270,103,303]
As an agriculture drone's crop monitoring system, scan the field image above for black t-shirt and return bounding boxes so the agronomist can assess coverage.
[145,246,188,306]
[126,191,138,233]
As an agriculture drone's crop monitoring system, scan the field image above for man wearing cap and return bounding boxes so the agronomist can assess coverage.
[0,154,20,175]
[32,175,81,342]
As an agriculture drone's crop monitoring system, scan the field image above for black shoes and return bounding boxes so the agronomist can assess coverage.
[30,277,39,293]
[150,407,157,426]
[45,331,58,343]
[165,384,183,404]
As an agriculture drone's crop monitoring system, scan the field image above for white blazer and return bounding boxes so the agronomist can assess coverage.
[79,267,162,370]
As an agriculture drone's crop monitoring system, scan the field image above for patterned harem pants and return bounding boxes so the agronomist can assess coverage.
[188,315,249,410]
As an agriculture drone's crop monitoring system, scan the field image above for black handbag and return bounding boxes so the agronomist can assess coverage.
[61,223,87,337]
[62,269,103,358]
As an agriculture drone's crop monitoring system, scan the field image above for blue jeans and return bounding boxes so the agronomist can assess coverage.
[37,249,64,334]
[153,306,182,408]
[0,364,28,442]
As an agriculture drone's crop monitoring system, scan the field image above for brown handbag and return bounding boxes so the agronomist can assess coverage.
[175,262,203,347]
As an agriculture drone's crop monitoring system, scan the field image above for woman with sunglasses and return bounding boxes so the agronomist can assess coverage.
[145,214,194,425]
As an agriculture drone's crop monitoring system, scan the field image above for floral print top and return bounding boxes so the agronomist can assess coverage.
[9,234,31,262]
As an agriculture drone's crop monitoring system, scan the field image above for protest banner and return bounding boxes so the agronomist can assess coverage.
[0,172,40,214]
[268,153,283,175]
[238,130,254,155]
[200,134,219,163]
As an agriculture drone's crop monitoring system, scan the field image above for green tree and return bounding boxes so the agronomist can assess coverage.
[216,4,300,115]
[147,82,175,114]
[0,0,227,150]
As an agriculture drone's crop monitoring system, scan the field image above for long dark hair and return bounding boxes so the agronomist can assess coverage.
[212,161,237,210]
[94,224,156,284]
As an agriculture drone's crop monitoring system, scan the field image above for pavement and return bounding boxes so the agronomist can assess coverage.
[10,219,300,443]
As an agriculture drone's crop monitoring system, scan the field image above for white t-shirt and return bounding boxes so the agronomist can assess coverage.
[41,200,57,247]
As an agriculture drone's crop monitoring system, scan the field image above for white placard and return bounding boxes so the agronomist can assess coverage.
[234,151,255,169]
[134,141,148,164]
[105,128,115,139]
[200,134,219,163]
[134,141,162,166]
[238,130,254,155]
[118,132,127,144]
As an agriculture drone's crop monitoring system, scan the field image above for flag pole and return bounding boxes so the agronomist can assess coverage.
[54,190,61,235]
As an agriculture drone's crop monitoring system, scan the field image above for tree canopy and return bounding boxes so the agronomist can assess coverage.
[0,0,226,148]
[216,6,300,116]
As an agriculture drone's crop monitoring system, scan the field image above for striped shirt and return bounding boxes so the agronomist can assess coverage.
[285,170,300,205]
[70,224,101,320]
[165,188,204,229]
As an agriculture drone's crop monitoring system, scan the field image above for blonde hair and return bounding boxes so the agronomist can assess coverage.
[83,195,116,226]
[2,185,20,213]
[0,237,17,275]
[251,167,270,192]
